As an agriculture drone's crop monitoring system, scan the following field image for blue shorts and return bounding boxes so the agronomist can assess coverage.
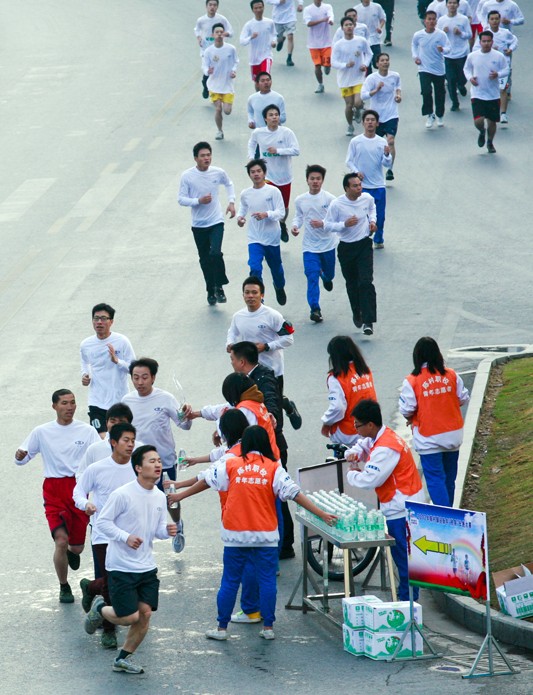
[377,118,398,137]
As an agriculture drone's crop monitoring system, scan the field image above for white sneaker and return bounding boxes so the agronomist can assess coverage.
[259,629,275,640]
[436,116,444,127]
[205,628,228,640]
[231,610,262,624]
[425,114,435,129]
[346,124,354,136]
[500,113,508,124]
[215,130,224,140]
[315,83,324,93]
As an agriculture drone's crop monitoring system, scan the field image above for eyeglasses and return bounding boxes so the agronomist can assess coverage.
[354,421,368,430]
[93,316,111,322]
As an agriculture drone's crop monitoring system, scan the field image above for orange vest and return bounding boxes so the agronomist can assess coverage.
[373,427,422,504]
[218,442,242,512]
[328,366,377,435]
[407,368,463,437]
[238,399,280,459]
[222,453,279,533]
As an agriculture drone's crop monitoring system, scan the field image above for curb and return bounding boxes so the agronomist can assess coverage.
[436,345,533,651]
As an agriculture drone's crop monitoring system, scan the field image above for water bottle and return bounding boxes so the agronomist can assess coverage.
[177,448,187,471]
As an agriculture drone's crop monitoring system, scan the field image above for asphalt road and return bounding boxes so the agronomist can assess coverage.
[1,1,532,693]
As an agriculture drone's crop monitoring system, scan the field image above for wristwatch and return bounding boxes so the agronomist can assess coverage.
[264,343,270,352]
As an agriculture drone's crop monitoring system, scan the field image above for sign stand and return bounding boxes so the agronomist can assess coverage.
[462,597,519,678]
[388,585,442,661]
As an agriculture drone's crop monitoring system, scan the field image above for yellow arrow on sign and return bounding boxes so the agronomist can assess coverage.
[414,536,451,556]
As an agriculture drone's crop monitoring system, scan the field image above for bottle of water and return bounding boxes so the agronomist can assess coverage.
[177,449,187,471]
[376,510,386,539]
[162,472,179,509]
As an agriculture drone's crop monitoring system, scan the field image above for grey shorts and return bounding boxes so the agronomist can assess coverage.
[275,22,296,37]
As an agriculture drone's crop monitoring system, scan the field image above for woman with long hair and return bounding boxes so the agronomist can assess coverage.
[399,336,470,507]
[321,335,377,445]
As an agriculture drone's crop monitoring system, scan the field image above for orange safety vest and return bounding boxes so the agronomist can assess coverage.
[407,368,463,437]
[328,366,377,436]
[373,427,422,504]
[238,399,280,459]
[222,453,279,533]
[218,442,242,512]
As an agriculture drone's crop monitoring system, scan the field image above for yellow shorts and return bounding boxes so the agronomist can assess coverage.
[340,84,362,98]
[209,92,234,104]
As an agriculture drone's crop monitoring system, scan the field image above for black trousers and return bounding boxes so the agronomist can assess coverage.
[380,0,395,41]
[191,223,229,293]
[419,72,446,117]
[337,237,377,325]
[444,56,467,106]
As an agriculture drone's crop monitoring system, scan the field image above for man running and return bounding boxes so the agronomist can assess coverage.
[247,72,287,130]
[291,164,337,323]
[267,0,303,66]
[202,24,239,141]
[437,0,472,111]
[80,303,136,437]
[178,141,235,306]
[14,389,100,603]
[303,0,335,93]
[353,0,386,69]
[332,8,370,43]
[240,0,277,82]
[194,0,234,99]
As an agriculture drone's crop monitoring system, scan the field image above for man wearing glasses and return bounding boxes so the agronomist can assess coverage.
[80,303,136,436]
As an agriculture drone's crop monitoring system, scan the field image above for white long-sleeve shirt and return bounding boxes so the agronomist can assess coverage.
[303,2,334,48]
[478,0,524,31]
[353,2,386,46]
[73,456,136,544]
[122,388,191,469]
[77,433,146,478]
[346,426,426,519]
[333,22,369,43]
[473,26,518,67]
[98,480,169,573]
[428,0,472,20]
[412,28,450,75]
[463,48,509,99]
[247,90,287,128]
[178,165,235,229]
[15,419,100,478]
[291,190,337,253]
[202,43,238,94]
[194,13,234,55]
[346,134,392,189]
[323,193,376,242]
[437,14,472,59]
[237,183,285,246]
[398,371,470,454]
[227,304,294,377]
[331,36,372,88]
[247,126,300,186]
[321,375,359,446]
[240,18,277,65]
[267,0,301,23]
[361,71,401,123]
[80,332,136,410]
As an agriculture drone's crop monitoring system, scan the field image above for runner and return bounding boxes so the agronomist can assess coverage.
[240,0,277,83]
[267,0,303,66]
[437,0,472,111]
[202,24,238,140]
[247,71,287,130]
[194,0,234,99]
[353,0,386,69]
[302,0,335,93]
[332,8,370,43]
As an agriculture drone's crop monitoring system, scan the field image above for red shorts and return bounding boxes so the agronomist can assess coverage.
[470,23,483,37]
[43,477,89,546]
[251,58,273,81]
[266,181,291,208]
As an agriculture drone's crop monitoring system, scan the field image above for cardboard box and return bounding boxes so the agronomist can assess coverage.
[342,595,382,629]
[363,629,423,660]
[493,562,533,619]
[343,624,365,656]
[364,601,423,632]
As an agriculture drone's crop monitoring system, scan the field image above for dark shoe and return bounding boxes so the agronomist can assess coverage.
[363,323,374,335]
[280,221,289,243]
[353,312,363,329]
[458,85,467,97]
[286,56,294,67]
[310,309,323,323]
[276,36,285,52]
[324,66,331,75]
[451,103,459,112]
[202,85,209,99]
[385,169,394,181]
[279,547,296,560]
[207,293,217,306]
[215,287,226,303]
[487,141,496,154]
[59,583,74,604]
[322,277,333,292]
[101,630,118,650]
[275,286,287,305]
[283,397,302,430]
[67,549,80,571]
[384,39,392,46]
[80,578,92,613]
[477,129,486,148]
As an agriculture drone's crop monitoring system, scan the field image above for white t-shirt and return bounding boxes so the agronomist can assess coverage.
[291,190,338,252]
[324,193,376,243]
[331,36,372,88]
[478,0,524,30]
[80,332,136,410]
[463,48,509,99]
[178,166,235,229]
[77,433,146,478]
[202,43,239,94]
[240,18,277,65]
[346,134,392,189]
[267,0,300,24]
[333,22,370,43]
[247,126,300,186]
[227,305,294,377]
[194,13,234,54]
[353,2,386,45]
[122,388,191,469]
[247,90,287,128]
[412,28,450,75]
[473,26,518,67]
[238,184,285,246]
[437,14,472,59]
[303,3,334,48]
[73,456,136,544]
[361,71,401,123]
[98,480,169,572]
[15,419,100,478]
[427,0,472,20]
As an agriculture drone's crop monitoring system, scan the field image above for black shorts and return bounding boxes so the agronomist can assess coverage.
[108,569,160,617]
[471,98,500,123]
[377,118,399,137]
[88,405,107,433]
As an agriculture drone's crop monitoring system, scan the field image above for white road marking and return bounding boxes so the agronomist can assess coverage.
[0,178,55,222]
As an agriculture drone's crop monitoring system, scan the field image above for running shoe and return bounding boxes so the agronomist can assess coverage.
[373,242,384,249]
[259,629,275,640]
[113,655,144,674]
[231,611,262,624]
[500,113,508,124]
[79,578,92,613]
[280,221,289,243]
[207,293,217,306]
[101,631,118,650]
[173,520,185,554]
[85,596,105,634]
[276,36,285,52]
[67,549,80,570]
[275,287,287,305]
[487,141,496,154]
[215,287,226,303]
[286,57,294,67]
[458,85,467,97]
[322,277,333,291]
[283,397,302,430]
[206,628,228,640]
[315,84,324,93]
[385,169,394,181]
[324,66,331,75]
[346,124,354,136]
[363,323,374,336]
[477,129,486,148]
[59,583,74,604]
[215,130,224,140]
[425,114,435,129]
[353,106,362,123]
[310,309,323,323]
[436,117,444,127]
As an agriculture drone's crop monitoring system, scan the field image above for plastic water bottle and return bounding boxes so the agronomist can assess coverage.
[177,448,187,471]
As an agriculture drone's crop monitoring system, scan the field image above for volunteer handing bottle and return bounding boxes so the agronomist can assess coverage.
[398,336,470,507]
